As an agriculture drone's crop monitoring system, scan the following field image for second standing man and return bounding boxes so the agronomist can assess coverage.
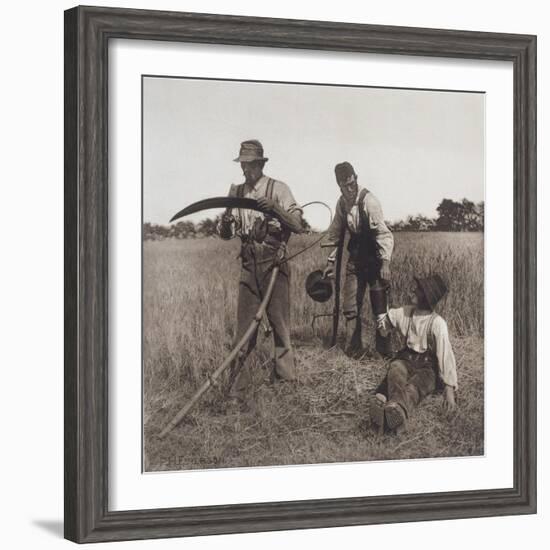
[323,161,394,357]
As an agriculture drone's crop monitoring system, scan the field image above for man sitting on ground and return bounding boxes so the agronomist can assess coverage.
[369,274,457,434]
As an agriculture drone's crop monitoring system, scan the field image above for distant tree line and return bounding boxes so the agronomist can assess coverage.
[144,217,216,241]
[388,198,484,232]
[144,198,483,240]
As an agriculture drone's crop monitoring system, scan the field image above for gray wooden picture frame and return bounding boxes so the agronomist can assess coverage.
[64,5,537,543]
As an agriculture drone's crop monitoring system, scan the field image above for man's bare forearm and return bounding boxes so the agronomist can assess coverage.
[273,205,304,234]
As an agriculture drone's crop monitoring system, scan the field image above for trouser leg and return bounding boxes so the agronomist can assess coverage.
[230,243,297,391]
[228,270,260,395]
[264,269,296,380]
[343,261,367,353]
[375,329,393,357]
[342,260,359,320]
[408,366,436,402]
[386,360,436,417]
[386,360,415,416]
[344,317,362,355]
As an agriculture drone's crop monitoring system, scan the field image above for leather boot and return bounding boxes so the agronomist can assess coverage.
[344,317,363,358]
[375,329,393,358]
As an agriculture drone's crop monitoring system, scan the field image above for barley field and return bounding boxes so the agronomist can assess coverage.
[143,232,484,471]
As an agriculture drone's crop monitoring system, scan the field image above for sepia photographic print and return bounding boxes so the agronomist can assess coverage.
[142,75,485,473]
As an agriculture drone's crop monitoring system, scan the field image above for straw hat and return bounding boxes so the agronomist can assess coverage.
[233,140,269,163]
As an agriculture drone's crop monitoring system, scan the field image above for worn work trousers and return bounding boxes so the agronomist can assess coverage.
[383,352,437,417]
[342,258,382,352]
[229,241,295,395]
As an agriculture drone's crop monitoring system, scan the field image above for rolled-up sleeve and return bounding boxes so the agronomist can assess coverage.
[432,317,458,389]
[322,198,346,263]
[325,197,345,245]
[363,194,394,262]
[275,181,302,214]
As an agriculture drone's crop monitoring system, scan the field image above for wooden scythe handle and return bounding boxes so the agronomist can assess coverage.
[158,266,280,439]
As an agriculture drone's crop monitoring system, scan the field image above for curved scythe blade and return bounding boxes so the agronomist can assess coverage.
[170,196,278,223]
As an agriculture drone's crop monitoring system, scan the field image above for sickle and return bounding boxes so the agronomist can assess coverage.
[170,196,284,224]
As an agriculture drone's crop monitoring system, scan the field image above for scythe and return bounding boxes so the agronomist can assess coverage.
[159,196,332,437]
[159,196,289,438]
[170,196,287,224]
[318,228,345,347]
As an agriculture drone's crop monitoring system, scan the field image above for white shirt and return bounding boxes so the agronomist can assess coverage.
[325,188,394,262]
[223,176,301,237]
[381,305,458,389]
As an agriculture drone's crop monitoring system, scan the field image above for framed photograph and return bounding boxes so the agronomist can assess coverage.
[64,5,536,543]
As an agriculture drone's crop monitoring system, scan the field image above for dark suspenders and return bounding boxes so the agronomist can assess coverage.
[342,188,372,235]
[236,178,275,200]
[236,184,244,226]
[405,310,438,354]
[266,177,275,200]
[357,188,369,226]
[426,312,438,354]
[236,178,276,238]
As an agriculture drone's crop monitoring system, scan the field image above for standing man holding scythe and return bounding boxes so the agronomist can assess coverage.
[323,161,394,357]
[219,140,304,400]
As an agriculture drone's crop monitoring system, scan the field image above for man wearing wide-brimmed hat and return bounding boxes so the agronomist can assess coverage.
[368,274,458,435]
[323,161,394,357]
[219,139,304,400]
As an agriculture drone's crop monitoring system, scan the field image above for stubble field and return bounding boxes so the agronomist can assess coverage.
[143,231,484,471]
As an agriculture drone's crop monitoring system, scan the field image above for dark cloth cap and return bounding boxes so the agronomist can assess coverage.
[233,140,269,163]
[334,161,356,181]
[306,270,333,303]
[414,274,448,309]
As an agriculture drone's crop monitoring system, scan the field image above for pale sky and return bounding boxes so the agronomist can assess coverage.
[143,76,484,230]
